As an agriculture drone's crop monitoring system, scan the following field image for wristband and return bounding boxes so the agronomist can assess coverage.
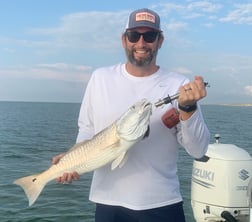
[178,103,197,113]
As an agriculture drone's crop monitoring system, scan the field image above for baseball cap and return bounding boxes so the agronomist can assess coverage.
[125,8,161,31]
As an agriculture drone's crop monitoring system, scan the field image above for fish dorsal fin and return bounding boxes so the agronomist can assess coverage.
[111,151,128,170]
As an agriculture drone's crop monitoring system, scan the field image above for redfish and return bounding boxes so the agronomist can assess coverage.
[14,99,152,206]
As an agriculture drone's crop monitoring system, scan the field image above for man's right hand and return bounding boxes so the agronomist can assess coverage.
[52,153,80,184]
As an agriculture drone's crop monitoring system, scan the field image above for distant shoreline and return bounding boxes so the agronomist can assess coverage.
[216,104,252,107]
[199,103,252,107]
[0,100,252,107]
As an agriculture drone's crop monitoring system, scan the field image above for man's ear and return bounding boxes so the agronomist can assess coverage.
[158,34,164,49]
[121,33,127,48]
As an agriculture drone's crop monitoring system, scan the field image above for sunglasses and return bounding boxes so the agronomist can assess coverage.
[125,31,160,43]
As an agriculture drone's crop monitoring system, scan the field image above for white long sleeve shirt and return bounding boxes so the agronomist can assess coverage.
[76,63,210,210]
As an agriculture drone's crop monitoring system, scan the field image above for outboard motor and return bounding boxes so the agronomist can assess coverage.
[191,134,252,222]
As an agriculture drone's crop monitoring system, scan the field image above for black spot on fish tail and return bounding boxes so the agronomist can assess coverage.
[32,178,37,182]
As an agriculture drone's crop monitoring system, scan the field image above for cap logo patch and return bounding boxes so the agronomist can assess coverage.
[135,12,155,23]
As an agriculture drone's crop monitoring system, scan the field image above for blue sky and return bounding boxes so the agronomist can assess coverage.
[0,0,252,104]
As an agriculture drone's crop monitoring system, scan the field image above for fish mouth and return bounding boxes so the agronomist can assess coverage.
[143,102,152,115]
[141,99,152,109]
[141,100,152,139]
[139,100,152,117]
[144,102,152,108]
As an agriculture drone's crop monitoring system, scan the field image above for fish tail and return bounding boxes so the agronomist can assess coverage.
[14,173,46,206]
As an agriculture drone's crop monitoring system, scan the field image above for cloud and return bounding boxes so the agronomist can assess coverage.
[220,3,252,25]
[29,11,129,50]
[187,1,222,13]
[153,1,222,19]
[154,1,252,27]
[3,47,15,53]
[152,2,184,15]
[204,22,214,28]
[0,10,130,56]
[244,85,252,96]
[163,20,192,48]
[166,20,187,32]
[171,67,193,75]
[36,63,91,73]
[0,63,92,83]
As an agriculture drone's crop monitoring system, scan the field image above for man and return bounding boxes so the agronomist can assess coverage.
[52,8,210,222]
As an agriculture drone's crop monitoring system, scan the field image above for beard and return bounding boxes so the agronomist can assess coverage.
[125,46,158,67]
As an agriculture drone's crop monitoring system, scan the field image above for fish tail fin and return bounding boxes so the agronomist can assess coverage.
[14,174,46,207]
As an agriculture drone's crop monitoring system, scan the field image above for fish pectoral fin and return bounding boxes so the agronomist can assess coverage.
[111,152,128,170]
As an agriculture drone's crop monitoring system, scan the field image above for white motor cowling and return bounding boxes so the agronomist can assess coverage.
[191,135,252,222]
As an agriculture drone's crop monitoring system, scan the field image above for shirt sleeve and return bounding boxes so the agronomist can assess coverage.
[76,76,95,143]
[176,104,210,158]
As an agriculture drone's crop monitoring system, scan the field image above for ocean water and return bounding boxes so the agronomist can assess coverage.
[0,101,252,222]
